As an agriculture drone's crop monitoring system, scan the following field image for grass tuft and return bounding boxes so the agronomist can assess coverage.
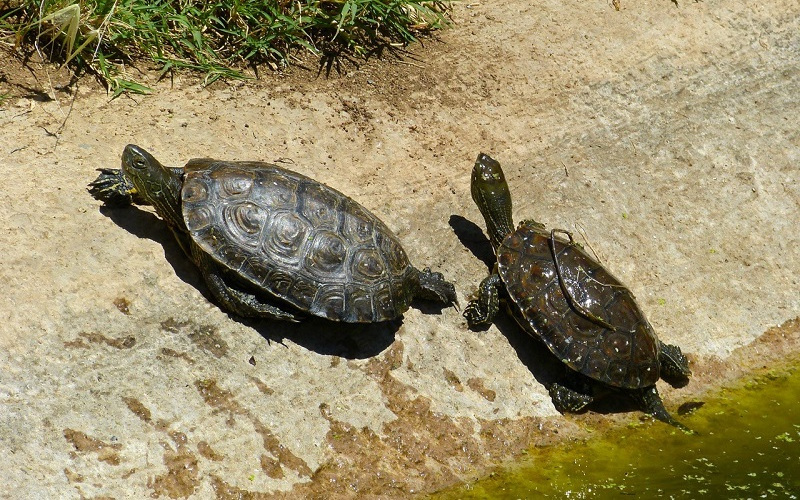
[0,0,452,96]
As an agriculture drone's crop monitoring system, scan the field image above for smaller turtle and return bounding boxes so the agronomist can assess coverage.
[89,145,456,323]
[464,153,691,430]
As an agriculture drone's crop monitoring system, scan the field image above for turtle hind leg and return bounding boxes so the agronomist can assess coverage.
[549,381,594,413]
[414,267,457,306]
[193,247,303,322]
[632,386,694,434]
[659,341,691,387]
[207,272,303,322]
[463,273,502,328]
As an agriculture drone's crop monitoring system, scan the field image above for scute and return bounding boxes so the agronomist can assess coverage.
[181,160,415,322]
[497,223,660,389]
[222,202,267,248]
[305,230,348,275]
[300,182,341,228]
[263,211,311,266]
[352,248,387,280]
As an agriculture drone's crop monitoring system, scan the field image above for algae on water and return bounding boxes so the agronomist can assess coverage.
[433,363,800,499]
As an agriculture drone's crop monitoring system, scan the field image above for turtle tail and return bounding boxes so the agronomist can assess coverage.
[634,386,695,434]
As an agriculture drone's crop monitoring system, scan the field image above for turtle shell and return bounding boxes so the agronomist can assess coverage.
[497,223,660,389]
[180,159,416,322]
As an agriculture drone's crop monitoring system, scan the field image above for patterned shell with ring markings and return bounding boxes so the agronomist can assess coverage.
[181,159,416,323]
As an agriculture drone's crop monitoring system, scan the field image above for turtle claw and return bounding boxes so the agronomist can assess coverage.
[634,386,694,433]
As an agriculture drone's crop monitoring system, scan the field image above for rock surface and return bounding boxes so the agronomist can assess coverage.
[0,0,798,497]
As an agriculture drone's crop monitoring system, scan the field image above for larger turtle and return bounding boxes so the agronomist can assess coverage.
[463,153,691,429]
[89,144,456,323]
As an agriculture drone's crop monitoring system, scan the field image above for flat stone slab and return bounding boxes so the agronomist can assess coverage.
[0,0,798,496]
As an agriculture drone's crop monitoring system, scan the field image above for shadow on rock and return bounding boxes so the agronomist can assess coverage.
[246,316,399,360]
[490,311,566,389]
[413,297,459,316]
[583,389,644,417]
[489,311,656,419]
[98,205,203,290]
[450,213,564,387]
[448,214,495,271]
[495,310,684,419]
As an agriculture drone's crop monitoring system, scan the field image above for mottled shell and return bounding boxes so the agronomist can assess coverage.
[180,159,416,322]
[497,223,660,389]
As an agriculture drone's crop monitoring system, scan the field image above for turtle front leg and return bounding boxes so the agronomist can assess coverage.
[88,168,144,207]
[517,219,546,231]
[463,273,502,328]
[193,246,303,322]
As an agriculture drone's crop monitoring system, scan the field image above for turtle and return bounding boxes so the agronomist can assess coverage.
[463,152,691,430]
[88,144,456,323]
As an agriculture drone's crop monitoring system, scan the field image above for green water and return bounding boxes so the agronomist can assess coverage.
[432,362,800,499]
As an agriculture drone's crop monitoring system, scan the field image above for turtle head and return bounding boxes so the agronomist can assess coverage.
[121,144,185,230]
[471,153,515,250]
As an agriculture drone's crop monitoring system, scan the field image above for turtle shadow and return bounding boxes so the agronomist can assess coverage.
[586,391,648,416]
[448,214,495,271]
[489,309,567,389]
[100,206,399,359]
[98,205,204,290]
[413,298,459,316]
[97,205,423,360]
[242,316,399,360]
[497,311,688,420]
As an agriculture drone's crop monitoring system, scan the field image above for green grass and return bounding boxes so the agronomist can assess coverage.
[1,0,452,96]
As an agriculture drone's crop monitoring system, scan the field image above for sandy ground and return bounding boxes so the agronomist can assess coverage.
[1,0,798,497]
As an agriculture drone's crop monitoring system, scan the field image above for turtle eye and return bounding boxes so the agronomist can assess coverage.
[131,154,147,169]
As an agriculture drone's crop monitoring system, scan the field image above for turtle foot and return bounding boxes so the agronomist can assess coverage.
[417,267,458,307]
[463,273,501,329]
[634,386,695,434]
[88,168,136,207]
[463,300,493,328]
[549,382,593,413]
